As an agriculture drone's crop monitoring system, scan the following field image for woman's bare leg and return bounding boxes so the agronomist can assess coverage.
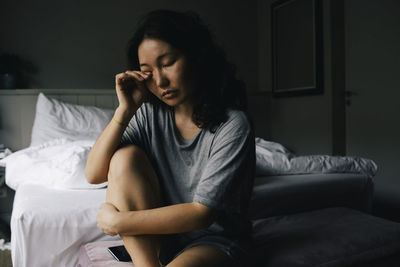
[166,245,234,267]
[106,145,163,267]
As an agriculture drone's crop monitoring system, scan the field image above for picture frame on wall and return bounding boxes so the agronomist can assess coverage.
[271,0,323,97]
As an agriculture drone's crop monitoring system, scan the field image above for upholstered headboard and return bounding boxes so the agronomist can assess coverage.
[0,89,117,151]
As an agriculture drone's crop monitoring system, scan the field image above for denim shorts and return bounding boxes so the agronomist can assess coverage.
[159,232,253,266]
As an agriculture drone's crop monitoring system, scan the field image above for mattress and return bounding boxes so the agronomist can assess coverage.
[10,184,119,267]
[249,173,374,220]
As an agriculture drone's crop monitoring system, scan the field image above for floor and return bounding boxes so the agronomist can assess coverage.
[372,197,400,223]
[0,220,12,267]
[0,250,12,267]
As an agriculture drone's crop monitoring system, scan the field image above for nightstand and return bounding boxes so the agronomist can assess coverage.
[0,165,14,227]
[0,165,6,197]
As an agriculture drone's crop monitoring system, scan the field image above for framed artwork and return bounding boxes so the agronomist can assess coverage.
[271,0,323,97]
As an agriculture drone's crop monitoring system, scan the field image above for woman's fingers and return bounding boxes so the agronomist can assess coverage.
[125,70,152,82]
[115,70,152,110]
[125,71,144,82]
[115,73,133,90]
[116,71,151,91]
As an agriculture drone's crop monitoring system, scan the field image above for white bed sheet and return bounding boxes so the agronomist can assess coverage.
[11,183,119,267]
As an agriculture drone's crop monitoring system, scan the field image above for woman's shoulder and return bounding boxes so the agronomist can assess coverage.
[213,109,252,139]
[225,109,252,129]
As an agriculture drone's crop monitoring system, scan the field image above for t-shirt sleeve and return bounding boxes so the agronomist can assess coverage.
[193,113,255,214]
[119,104,150,149]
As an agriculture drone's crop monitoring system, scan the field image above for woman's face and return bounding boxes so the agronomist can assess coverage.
[138,38,193,107]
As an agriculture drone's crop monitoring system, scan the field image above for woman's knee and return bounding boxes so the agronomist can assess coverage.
[108,145,148,179]
[107,145,162,209]
[108,145,160,194]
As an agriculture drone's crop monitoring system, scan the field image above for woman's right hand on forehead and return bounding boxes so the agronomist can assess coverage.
[115,70,152,115]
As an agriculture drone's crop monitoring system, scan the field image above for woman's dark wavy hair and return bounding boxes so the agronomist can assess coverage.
[127,9,247,132]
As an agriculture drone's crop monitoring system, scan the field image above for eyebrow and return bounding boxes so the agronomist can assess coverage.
[139,52,175,68]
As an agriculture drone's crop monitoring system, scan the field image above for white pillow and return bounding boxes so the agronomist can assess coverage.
[30,93,114,146]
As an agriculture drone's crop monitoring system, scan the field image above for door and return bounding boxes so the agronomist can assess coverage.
[345,0,400,205]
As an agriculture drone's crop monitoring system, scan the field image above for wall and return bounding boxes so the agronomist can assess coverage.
[344,0,400,218]
[257,0,334,155]
[259,0,400,219]
[0,0,258,92]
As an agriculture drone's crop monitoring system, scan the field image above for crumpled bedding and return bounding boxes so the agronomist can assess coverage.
[0,138,107,190]
[0,137,378,191]
[255,137,378,177]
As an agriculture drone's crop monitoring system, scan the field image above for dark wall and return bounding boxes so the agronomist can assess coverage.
[0,0,258,91]
[259,0,400,220]
[344,0,400,220]
[257,0,334,154]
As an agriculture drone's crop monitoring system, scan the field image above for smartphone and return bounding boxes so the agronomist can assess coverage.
[108,245,132,262]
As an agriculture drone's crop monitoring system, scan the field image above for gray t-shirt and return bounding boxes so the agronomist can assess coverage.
[120,103,255,238]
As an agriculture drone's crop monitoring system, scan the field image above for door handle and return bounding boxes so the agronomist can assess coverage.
[345,90,358,97]
[345,91,358,106]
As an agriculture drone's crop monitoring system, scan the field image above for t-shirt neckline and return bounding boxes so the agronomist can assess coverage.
[169,108,203,146]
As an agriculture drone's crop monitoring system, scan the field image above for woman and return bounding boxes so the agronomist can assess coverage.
[85,9,255,267]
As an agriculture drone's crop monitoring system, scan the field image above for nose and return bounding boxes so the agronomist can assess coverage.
[153,70,169,89]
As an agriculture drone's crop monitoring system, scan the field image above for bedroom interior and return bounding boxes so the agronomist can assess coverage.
[1,0,399,266]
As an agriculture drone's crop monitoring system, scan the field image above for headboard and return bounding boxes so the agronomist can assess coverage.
[0,89,117,151]
[0,89,271,151]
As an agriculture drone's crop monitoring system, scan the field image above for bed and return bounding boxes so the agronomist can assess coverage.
[0,90,383,267]
[0,89,119,266]
[11,173,376,267]
[11,184,118,267]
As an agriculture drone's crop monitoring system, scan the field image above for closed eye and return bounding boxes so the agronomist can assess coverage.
[161,59,176,68]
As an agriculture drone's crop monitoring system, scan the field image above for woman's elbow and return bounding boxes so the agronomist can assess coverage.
[193,202,216,229]
[199,216,214,229]
[84,167,107,184]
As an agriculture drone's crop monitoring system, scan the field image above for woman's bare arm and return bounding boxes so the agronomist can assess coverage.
[97,202,215,236]
[84,107,133,184]
[85,71,152,184]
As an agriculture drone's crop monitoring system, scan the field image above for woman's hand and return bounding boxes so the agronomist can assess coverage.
[115,70,152,119]
[96,202,121,236]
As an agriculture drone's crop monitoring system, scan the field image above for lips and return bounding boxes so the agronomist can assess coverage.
[162,90,178,98]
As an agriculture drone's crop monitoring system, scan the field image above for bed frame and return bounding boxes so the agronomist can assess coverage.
[0,89,117,151]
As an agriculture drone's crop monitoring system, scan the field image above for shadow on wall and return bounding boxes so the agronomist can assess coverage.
[0,53,39,89]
